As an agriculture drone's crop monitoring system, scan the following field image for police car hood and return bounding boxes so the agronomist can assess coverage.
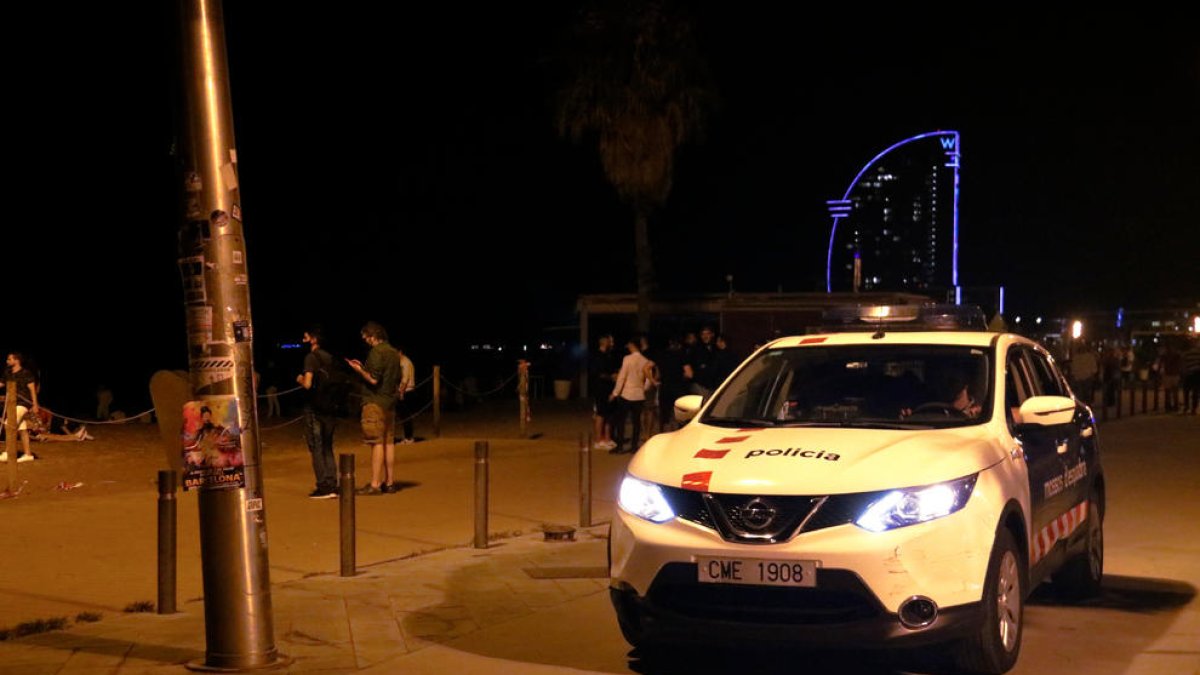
[628,422,1005,495]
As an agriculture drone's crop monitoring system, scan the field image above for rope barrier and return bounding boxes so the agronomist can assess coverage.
[439,372,518,398]
[396,399,434,425]
[259,415,305,431]
[259,385,303,399]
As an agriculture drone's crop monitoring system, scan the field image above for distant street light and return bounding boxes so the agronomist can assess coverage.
[1072,320,1083,340]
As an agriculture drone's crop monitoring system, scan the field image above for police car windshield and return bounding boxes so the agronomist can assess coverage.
[703,345,992,428]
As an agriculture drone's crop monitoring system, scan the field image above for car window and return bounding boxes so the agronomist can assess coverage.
[703,345,993,428]
[1026,349,1066,397]
[1006,347,1036,427]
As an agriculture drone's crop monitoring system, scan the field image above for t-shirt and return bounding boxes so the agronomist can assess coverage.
[590,348,620,399]
[303,348,335,412]
[398,354,415,394]
[4,368,36,406]
[613,351,653,402]
[363,342,400,410]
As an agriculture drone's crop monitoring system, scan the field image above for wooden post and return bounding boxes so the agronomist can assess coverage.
[518,360,530,438]
[433,365,441,438]
[4,378,17,495]
[474,441,489,549]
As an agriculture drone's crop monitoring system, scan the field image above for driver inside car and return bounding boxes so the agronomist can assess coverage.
[901,371,982,419]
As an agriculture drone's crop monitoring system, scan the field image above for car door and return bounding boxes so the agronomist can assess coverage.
[1005,347,1066,573]
[1026,347,1093,511]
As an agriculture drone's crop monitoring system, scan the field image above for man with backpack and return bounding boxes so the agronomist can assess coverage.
[297,326,339,499]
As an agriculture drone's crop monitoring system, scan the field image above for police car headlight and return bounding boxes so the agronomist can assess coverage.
[855,474,977,532]
[619,476,676,523]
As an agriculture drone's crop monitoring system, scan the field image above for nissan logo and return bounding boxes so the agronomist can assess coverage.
[737,498,777,531]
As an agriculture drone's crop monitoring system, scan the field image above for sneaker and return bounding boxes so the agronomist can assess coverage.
[18,453,35,463]
[400,438,415,445]
[356,484,383,496]
[308,488,337,500]
[381,482,397,494]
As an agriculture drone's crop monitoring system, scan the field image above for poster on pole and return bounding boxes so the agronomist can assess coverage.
[180,398,245,490]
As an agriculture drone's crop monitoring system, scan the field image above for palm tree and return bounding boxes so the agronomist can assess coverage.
[555,0,714,331]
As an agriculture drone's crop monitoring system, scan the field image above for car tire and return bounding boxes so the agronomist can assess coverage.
[953,527,1023,674]
[1056,493,1104,601]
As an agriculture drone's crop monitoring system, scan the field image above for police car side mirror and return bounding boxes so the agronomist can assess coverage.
[1017,395,1076,427]
[674,395,704,423]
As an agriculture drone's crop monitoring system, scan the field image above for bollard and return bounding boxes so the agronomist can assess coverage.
[433,365,442,438]
[1115,383,1122,419]
[1153,383,1160,412]
[579,432,592,528]
[339,454,356,577]
[474,441,489,549]
[1141,381,1148,414]
[157,470,178,614]
[518,361,530,438]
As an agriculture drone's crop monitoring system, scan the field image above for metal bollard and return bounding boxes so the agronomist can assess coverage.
[1153,383,1160,412]
[157,470,177,614]
[580,432,592,528]
[1141,382,1148,414]
[339,454,356,577]
[1116,383,1123,419]
[474,441,489,549]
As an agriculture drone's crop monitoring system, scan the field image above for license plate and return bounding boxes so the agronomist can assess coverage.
[696,557,818,587]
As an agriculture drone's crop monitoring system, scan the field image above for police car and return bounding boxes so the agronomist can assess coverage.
[610,305,1104,674]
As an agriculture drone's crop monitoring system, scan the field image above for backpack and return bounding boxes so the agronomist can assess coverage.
[312,350,357,417]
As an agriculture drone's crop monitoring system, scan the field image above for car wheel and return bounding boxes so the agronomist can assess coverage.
[953,527,1023,674]
[1056,494,1104,601]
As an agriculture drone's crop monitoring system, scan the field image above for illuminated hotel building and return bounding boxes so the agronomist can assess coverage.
[827,131,961,299]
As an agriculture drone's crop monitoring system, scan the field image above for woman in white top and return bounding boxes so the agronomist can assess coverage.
[609,336,655,454]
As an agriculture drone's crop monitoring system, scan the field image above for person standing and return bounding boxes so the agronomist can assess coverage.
[1068,343,1100,406]
[297,327,338,499]
[687,326,718,396]
[655,336,686,432]
[2,352,39,415]
[1181,340,1200,416]
[609,335,654,454]
[347,321,401,495]
[589,333,619,450]
[1159,343,1182,413]
[96,384,113,421]
[396,345,416,444]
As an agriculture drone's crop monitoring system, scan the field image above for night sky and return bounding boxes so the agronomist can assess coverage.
[9,4,1199,412]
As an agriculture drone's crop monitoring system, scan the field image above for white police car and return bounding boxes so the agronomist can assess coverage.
[610,306,1104,674]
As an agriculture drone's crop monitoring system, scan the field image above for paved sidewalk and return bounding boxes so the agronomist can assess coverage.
[1,404,1196,674]
[0,528,616,674]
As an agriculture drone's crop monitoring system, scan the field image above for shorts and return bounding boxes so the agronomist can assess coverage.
[360,403,396,445]
[593,397,613,418]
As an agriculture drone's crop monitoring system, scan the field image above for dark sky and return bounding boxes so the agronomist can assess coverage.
[9,4,1199,411]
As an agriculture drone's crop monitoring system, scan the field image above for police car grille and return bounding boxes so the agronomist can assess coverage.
[799,492,889,533]
[662,487,714,529]
[661,487,888,541]
[647,563,882,624]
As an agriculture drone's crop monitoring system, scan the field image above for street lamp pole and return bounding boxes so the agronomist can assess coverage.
[176,0,282,668]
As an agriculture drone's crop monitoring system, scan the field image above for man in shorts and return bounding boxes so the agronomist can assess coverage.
[347,321,401,495]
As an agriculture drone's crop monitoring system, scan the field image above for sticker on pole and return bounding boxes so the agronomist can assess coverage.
[181,398,245,491]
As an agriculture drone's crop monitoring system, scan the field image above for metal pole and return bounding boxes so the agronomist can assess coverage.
[1153,381,1160,412]
[579,432,592,527]
[1116,382,1122,419]
[474,441,489,549]
[157,471,178,614]
[339,453,355,577]
[1141,381,1148,414]
[433,365,441,438]
[177,0,280,668]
